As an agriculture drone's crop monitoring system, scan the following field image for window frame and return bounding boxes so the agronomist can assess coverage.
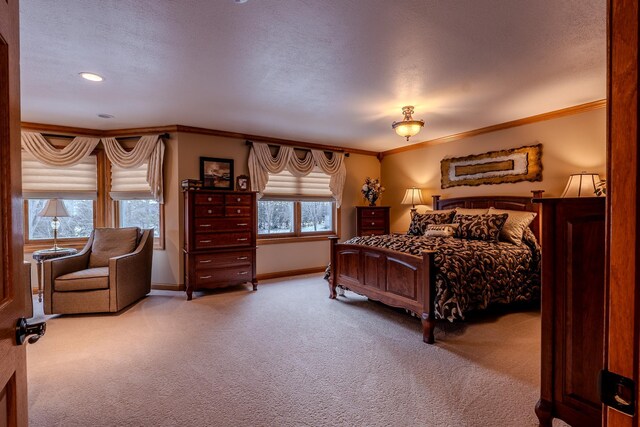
[113,198,165,250]
[22,149,105,252]
[257,197,340,244]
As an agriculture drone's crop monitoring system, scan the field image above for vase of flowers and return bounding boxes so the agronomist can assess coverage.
[361,177,385,206]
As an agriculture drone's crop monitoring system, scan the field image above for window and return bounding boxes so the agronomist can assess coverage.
[118,199,160,238]
[257,167,338,240]
[22,151,98,245]
[111,162,164,247]
[27,199,94,240]
[258,199,336,238]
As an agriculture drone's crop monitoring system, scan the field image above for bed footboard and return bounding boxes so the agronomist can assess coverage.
[329,237,437,343]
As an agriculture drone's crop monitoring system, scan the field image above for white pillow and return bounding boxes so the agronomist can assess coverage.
[488,207,537,245]
[424,223,458,237]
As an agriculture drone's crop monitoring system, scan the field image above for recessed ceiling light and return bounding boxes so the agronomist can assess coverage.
[234,0,248,3]
[97,114,114,119]
[79,72,104,82]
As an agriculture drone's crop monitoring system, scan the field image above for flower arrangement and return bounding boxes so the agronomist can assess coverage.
[361,177,385,206]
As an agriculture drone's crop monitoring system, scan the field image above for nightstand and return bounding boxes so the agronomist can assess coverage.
[32,248,78,303]
[356,206,390,236]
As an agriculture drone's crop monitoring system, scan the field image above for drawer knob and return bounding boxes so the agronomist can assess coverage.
[200,275,212,279]
[237,197,241,202]
[238,271,248,275]
[207,209,212,214]
[237,256,248,260]
[199,260,212,264]
[371,222,375,225]
[200,240,212,243]
[207,197,212,201]
[237,223,248,226]
[237,209,241,214]
[199,224,211,228]
[237,238,248,241]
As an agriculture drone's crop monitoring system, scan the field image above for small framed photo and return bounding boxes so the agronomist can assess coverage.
[200,157,234,190]
[236,175,250,191]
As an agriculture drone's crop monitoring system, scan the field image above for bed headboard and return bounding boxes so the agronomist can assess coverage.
[433,190,544,245]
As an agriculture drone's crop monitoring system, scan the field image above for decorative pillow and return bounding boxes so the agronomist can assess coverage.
[488,207,537,245]
[454,213,509,242]
[89,227,139,268]
[424,223,458,237]
[407,210,455,236]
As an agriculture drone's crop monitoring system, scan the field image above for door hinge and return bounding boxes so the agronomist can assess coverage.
[599,369,635,416]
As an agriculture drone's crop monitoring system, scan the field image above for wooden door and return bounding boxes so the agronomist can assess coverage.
[604,0,639,425]
[0,1,28,426]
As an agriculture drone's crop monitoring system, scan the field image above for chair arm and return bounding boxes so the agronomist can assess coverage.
[42,234,93,315]
[109,230,154,310]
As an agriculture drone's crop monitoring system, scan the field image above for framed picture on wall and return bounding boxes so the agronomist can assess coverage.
[200,157,234,190]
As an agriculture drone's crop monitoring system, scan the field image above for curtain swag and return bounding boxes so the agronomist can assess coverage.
[20,132,165,203]
[248,142,346,207]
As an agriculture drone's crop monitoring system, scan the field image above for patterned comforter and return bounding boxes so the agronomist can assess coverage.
[342,230,541,322]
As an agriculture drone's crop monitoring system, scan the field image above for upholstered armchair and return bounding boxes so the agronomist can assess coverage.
[42,227,153,315]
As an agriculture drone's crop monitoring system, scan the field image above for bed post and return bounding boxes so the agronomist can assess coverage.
[531,190,544,247]
[328,237,339,299]
[421,250,437,344]
[432,195,441,210]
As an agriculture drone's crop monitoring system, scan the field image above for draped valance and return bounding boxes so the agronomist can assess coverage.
[248,141,346,207]
[20,132,165,203]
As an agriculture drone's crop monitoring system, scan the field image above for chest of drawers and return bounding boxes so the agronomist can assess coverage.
[183,190,257,300]
[356,206,390,236]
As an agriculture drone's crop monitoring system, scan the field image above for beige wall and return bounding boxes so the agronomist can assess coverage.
[152,132,381,286]
[381,108,607,232]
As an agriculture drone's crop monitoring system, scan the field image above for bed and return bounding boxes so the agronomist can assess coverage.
[328,192,543,344]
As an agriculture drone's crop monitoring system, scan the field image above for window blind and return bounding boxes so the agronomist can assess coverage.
[110,162,153,200]
[21,151,98,199]
[262,168,333,200]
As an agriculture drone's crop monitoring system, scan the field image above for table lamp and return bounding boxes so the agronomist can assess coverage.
[401,187,425,216]
[38,199,70,250]
[561,172,602,197]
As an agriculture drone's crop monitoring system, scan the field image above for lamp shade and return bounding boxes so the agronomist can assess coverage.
[38,199,70,218]
[561,172,602,197]
[401,188,425,206]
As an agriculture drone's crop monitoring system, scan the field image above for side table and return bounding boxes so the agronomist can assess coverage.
[32,248,78,303]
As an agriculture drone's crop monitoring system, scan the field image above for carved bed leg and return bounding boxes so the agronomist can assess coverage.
[421,314,436,344]
[329,280,337,299]
[534,399,553,427]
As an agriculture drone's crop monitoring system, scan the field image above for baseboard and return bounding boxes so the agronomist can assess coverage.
[151,283,183,291]
[256,266,326,281]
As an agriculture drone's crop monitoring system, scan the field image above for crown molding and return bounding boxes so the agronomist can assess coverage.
[20,123,379,157]
[380,99,607,158]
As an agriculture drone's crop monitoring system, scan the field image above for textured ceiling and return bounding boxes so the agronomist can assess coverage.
[19,0,606,151]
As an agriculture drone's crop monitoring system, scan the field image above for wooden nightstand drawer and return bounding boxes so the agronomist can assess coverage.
[361,218,385,228]
[361,208,384,217]
[360,228,386,236]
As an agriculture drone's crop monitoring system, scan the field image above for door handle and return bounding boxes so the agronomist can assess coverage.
[16,317,46,345]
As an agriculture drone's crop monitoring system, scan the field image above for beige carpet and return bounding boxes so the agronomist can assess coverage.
[27,274,561,427]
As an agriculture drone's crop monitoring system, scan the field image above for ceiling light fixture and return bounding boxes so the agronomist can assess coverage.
[392,106,425,141]
[79,72,104,82]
